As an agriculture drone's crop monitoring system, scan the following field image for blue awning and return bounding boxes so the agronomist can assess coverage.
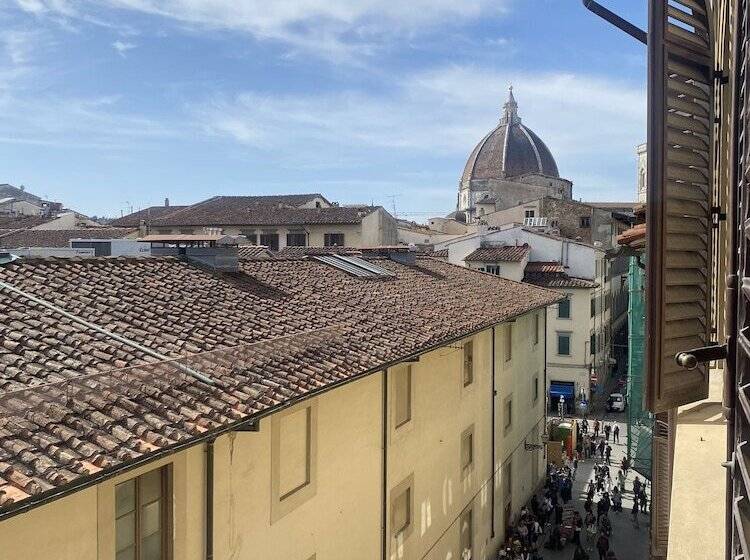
[549,382,575,399]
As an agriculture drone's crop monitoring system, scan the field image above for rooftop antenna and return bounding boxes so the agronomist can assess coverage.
[386,194,400,218]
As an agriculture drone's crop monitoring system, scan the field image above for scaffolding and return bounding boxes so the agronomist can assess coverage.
[626,255,653,479]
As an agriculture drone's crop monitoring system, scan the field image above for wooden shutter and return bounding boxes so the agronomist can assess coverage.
[647,0,714,412]
[650,417,673,557]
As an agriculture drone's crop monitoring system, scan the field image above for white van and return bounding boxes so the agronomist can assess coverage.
[608,392,626,412]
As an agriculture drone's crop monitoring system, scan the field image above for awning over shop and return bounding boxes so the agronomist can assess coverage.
[549,381,575,399]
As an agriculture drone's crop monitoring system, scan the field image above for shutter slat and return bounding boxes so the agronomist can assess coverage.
[646,0,713,413]
[651,434,672,557]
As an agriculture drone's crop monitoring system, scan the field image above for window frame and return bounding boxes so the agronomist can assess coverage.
[579,216,591,228]
[390,474,414,540]
[115,465,172,560]
[270,400,319,523]
[393,365,412,429]
[259,232,280,251]
[460,425,474,476]
[557,296,571,319]
[324,232,345,247]
[285,232,307,247]
[557,332,571,356]
[462,340,474,387]
[504,323,513,362]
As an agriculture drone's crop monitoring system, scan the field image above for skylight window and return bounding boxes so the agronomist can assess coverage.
[314,254,394,278]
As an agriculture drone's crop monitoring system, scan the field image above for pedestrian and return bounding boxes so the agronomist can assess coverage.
[596,532,610,560]
[622,455,630,475]
[613,425,620,444]
[598,440,605,459]
[640,488,648,513]
[573,544,590,560]
[590,439,596,459]
[594,419,600,438]
[617,469,625,493]
[573,456,579,479]
[604,424,611,442]
[631,499,640,529]
[572,511,583,545]
[583,418,589,434]
[605,444,612,465]
[633,476,642,497]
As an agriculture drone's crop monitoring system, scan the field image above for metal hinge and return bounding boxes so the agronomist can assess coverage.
[712,206,727,228]
[675,342,728,369]
[714,69,729,84]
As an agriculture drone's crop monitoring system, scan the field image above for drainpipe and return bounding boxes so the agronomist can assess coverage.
[206,439,215,560]
[381,369,389,560]
[491,327,496,539]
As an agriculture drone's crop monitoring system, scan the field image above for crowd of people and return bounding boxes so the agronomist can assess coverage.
[496,418,649,560]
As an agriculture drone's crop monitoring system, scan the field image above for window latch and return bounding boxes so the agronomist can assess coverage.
[675,342,727,370]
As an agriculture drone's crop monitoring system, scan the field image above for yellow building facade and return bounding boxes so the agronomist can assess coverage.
[0,310,548,560]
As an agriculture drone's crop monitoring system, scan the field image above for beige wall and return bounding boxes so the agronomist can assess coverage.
[0,448,205,560]
[0,315,549,560]
[546,287,595,401]
[212,373,382,560]
[465,258,527,283]
[494,313,547,531]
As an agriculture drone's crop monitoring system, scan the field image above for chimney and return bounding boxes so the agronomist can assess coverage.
[164,197,170,207]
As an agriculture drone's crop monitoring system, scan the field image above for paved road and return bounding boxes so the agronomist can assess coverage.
[541,413,650,560]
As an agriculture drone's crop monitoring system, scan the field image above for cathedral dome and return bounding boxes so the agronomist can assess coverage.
[461,88,559,186]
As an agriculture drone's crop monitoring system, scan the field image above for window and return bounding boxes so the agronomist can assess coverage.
[394,365,412,428]
[459,507,473,560]
[271,401,318,522]
[315,201,322,208]
[533,374,539,403]
[463,341,474,387]
[590,297,596,318]
[286,232,307,247]
[524,209,535,218]
[590,333,596,356]
[504,324,513,362]
[485,264,501,275]
[241,231,258,245]
[557,296,571,319]
[324,233,345,247]
[391,475,413,537]
[557,333,571,356]
[504,396,513,431]
[502,459,512,502]
[579,216,591,228]
[461,426,474,474]
[260,232,279,251]
[278,407,311,499]
[115,466,170,560]
[533,313,540,345]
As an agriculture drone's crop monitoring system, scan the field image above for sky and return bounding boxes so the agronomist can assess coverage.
[0,0,647,221]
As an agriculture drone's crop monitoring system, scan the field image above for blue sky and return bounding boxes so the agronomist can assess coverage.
[1,0,647,220]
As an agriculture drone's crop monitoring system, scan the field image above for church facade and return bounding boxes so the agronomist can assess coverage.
[458,88,573,221]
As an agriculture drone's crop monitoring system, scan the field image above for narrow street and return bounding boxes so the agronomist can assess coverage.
[542,413,650,560]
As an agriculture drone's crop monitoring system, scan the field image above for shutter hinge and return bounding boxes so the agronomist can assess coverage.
[711,206,727,228]
[675,342,727,369]
[714,69,729,85]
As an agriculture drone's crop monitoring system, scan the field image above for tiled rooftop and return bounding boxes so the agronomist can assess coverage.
[0,228,136,249]
[523,261,597,289]
[0,255,560,514]
[110,206,187,228]
[464,244,530,263]
[237,245,275,259]
[151,196,378,227]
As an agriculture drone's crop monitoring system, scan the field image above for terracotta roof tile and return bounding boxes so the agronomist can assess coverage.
[0,255,560,515]
[110,206,187,228]
[523,261,597,288]
[0,228,136,249]
[464,244,530,263]
[151,196,377,227]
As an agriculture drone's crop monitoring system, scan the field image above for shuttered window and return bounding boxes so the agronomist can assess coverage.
[646,0,714,413]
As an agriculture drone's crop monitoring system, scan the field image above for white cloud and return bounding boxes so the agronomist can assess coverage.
[12,0,510,62]
[112,39,136,56]
[190,65,646,199]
